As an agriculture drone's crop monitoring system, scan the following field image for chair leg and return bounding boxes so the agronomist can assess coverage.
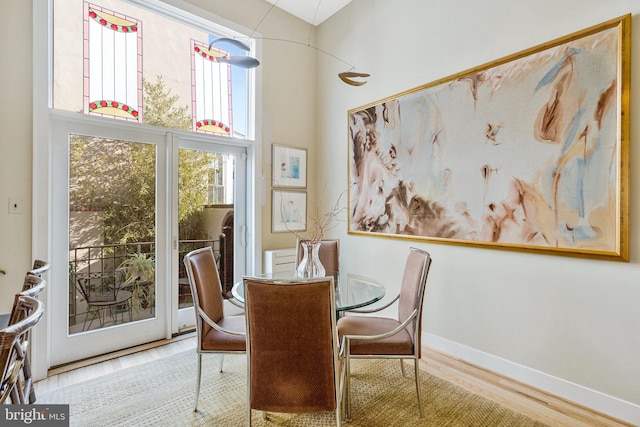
[414,358,424,418]
[0,384,12,403]
[345,352,352,421]
[335,396,342,427]
[83,306,97,331]
[98,306,106,327]
[400,358,406,377]
[219,354,225,372]
[22,354,36,403]
[340,362,347,422]
[9,383,20,404]
[194,353,202,412]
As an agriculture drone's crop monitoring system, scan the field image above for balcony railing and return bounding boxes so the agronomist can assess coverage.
[69,239,220,332]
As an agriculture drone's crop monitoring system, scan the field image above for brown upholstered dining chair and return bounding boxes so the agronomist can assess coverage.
[337,247,432,420]
[296,239,340,277]
[0,295,44,404]
[244,276,343,426]
[184,246,246,412]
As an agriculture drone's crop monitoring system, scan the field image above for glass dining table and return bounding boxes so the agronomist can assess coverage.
[232,271,386,317]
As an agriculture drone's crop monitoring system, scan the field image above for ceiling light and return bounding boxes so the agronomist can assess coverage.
[209,0,369,85]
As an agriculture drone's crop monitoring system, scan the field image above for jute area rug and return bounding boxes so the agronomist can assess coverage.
[39,350,547,426]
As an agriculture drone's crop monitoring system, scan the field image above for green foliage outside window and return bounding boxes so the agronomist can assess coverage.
[69,75,220,247]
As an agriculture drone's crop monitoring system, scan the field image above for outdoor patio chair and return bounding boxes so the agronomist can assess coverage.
[75,270,134,331]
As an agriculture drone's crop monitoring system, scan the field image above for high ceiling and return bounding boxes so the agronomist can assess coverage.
[265,0,352,25]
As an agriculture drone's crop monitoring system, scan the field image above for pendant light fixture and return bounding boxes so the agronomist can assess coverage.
[209,0,369,86]
[208,38,260,69]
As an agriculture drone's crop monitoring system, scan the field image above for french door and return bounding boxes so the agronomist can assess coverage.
[50,118,168,366]
[172,135,247,331]
[49,116,248,366]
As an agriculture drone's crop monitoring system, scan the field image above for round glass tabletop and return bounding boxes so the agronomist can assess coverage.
[232,271,385,312]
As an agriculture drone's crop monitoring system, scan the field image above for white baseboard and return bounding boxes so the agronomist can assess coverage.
[423,333,640,426]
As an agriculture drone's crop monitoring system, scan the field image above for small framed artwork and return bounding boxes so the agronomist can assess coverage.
[272,144,307,188]
[272,190,307,233]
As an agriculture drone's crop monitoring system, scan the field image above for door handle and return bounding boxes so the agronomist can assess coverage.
[240,225,247,247]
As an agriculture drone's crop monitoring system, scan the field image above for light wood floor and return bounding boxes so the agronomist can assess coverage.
[36,334,632,427]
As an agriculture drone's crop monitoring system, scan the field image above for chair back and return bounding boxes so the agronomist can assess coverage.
[0,295,44,403]
[19,275,46,299]
[397,248,432,357]
[28,260,50,278]
[244,277,340,414]
[75,274,118,303]
[296,239,340,277]
[184,247,225,341]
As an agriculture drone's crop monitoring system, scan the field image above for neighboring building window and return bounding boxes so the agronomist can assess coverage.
[192,40,232,135]
[84,3,142,121]
[208,154,234,205]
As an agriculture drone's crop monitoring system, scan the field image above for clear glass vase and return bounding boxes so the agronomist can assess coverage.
[295,241,326,279]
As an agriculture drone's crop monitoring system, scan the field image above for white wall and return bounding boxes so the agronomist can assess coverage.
[316,0,640,422]
[0,1,34,313]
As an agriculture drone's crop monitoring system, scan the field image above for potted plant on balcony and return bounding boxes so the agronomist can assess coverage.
[118,253,155,313]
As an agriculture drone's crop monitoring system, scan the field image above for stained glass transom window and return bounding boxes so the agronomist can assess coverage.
[53,0,253,139]
[84,3,143,121]
[192,41,232,136]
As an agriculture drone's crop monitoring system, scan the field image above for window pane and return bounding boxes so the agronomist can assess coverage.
[68,134,157,333]
[178,148,235,309]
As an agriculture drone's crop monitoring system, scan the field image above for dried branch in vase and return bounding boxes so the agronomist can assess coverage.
[281,189,347,243]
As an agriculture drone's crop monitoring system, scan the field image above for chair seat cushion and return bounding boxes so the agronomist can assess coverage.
[202,315,246,351]
[337,316,413,356]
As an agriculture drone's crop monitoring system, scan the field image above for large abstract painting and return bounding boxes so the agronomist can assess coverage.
[348,15,630,260]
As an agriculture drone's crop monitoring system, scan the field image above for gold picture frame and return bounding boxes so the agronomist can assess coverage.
[348,15,630,261]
